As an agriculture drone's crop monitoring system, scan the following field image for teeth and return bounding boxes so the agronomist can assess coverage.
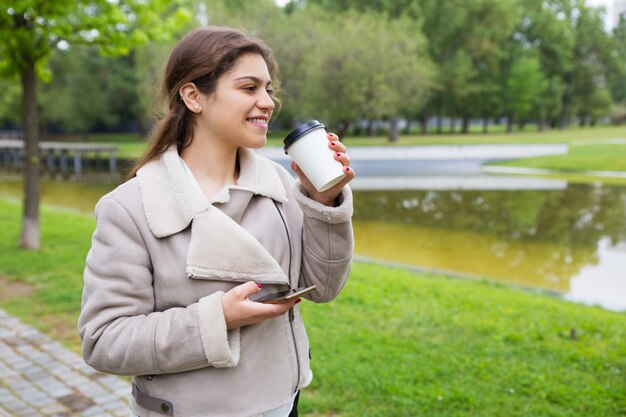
[249,118,267,124]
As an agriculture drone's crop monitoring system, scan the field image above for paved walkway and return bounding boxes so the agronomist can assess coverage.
[0,309,129,417]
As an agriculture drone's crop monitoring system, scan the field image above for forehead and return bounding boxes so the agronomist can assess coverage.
[224,53,271,82]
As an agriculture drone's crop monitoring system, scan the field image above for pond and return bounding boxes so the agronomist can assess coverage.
[1,175,625,312]
[353,185,626,312]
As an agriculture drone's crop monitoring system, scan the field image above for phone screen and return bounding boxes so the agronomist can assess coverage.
[250,285,317,304]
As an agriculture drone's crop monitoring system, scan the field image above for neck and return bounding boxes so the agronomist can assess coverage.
[180,136,239,198]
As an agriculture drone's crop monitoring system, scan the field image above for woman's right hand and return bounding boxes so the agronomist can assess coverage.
[222,281,299,330]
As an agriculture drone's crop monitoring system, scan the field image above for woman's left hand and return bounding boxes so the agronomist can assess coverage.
[291,132,356,206]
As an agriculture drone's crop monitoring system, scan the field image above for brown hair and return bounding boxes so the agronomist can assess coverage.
[127,26,280,178]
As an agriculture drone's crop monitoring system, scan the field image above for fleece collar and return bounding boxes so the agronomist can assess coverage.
[136,145,287,238]
[136,145,289,285]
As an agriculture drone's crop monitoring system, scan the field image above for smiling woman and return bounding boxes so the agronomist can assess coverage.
[77,26,356,417]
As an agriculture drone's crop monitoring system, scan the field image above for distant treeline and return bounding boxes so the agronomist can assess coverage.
[1,0,624,142]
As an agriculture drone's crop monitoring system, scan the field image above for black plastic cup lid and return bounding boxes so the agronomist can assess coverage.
[283,120,326,153]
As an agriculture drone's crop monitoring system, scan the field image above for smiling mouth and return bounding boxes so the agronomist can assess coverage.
[247,117,269,128]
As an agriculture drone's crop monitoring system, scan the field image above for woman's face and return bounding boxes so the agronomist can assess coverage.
[197,52,276,150]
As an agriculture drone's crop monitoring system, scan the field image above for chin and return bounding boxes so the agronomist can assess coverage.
[246,136,267,149]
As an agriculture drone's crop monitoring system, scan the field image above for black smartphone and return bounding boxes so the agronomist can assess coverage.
[249,285,317,304]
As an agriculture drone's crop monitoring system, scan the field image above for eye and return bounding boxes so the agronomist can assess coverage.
[243,85,256,92]
[266,88,274,95]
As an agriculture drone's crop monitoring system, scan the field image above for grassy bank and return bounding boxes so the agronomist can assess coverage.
[0,198,624,416]
[489,142,626,172]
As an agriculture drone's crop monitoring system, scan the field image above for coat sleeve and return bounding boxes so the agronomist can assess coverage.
[292,182,354,302]
[78,197,239,376]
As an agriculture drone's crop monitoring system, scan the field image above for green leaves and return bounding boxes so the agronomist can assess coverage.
[0,0,191,79]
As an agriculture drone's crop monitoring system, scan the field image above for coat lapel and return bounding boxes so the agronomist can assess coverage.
[136,146,289,285]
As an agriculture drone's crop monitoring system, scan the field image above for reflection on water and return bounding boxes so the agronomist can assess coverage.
[353,184,626,311]
[2,176,625,311]
[565,238,626,311]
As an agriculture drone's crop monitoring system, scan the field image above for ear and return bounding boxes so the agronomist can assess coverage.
[179,83,203,113]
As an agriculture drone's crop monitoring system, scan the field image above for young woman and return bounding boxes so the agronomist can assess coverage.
[78,26,355,417]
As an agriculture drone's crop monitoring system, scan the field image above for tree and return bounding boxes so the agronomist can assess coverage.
[267,6,434,141]
[504,53,546,132]
[39,47,141,134]
[609,16,626,106]
[419,0,517,134]
[0,0,189,250]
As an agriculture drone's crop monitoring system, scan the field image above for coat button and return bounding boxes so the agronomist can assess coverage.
[161,402,170,413]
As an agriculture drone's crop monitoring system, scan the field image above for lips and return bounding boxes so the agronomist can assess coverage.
[246,115,269,129]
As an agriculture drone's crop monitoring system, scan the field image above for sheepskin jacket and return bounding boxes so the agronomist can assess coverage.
[78,145,354,417]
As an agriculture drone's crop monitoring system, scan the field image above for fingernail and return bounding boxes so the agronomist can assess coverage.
[336,152,341,157]
[330,141,336,146]
[257,283,262,288]
[345,166,351,172]
[295,298,302,304]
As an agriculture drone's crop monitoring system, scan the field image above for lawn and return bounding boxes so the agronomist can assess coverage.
[489,142,626,172]
[1,198,624,416]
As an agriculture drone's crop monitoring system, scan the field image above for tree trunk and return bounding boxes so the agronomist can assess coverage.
[436,114,443,134]
[482,117,488,133]
[559,99,569,130]
[461,116,470,134]
[388,118,400,143]
[20,59,41,250]
[366,119,374,137]
[337,121,350,140]
[420,110,428,134]
[507,115,514,133]
[450,114,456,133]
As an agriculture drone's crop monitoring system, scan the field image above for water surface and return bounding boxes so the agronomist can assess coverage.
[353,185,626,311]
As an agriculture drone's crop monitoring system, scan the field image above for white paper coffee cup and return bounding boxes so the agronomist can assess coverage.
[283,120,347,192]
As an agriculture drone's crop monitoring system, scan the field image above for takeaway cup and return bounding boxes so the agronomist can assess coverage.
[283,120,347,192]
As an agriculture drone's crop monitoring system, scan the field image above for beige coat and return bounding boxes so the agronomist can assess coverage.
[78,146,354,417]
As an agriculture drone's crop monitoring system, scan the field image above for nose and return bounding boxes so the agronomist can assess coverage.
[258,90,275,111]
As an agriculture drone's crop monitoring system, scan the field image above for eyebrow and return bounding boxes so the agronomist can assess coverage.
[234,76,272,86]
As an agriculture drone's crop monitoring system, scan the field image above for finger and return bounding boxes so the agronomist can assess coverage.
[266,298,300,313]
[334,152,350,166]
[234,281,262,299]
[343,165,356,179]
[250,298,298,320]
[332,166,356,191]
[328,136,346,153]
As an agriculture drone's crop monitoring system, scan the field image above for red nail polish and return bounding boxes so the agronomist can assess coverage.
[336,152,341,157]
[257,283,262,288]
[330,141,336,146]
[295,298,302,304]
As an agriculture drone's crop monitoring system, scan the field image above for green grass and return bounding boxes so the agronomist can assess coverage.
[490,143,626,172]
[301,262,626,416]
[1,198,625,416]
[0,199,95,348]
[486,142,626,185]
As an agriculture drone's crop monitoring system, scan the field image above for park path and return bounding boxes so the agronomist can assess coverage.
[0,309,129,417]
